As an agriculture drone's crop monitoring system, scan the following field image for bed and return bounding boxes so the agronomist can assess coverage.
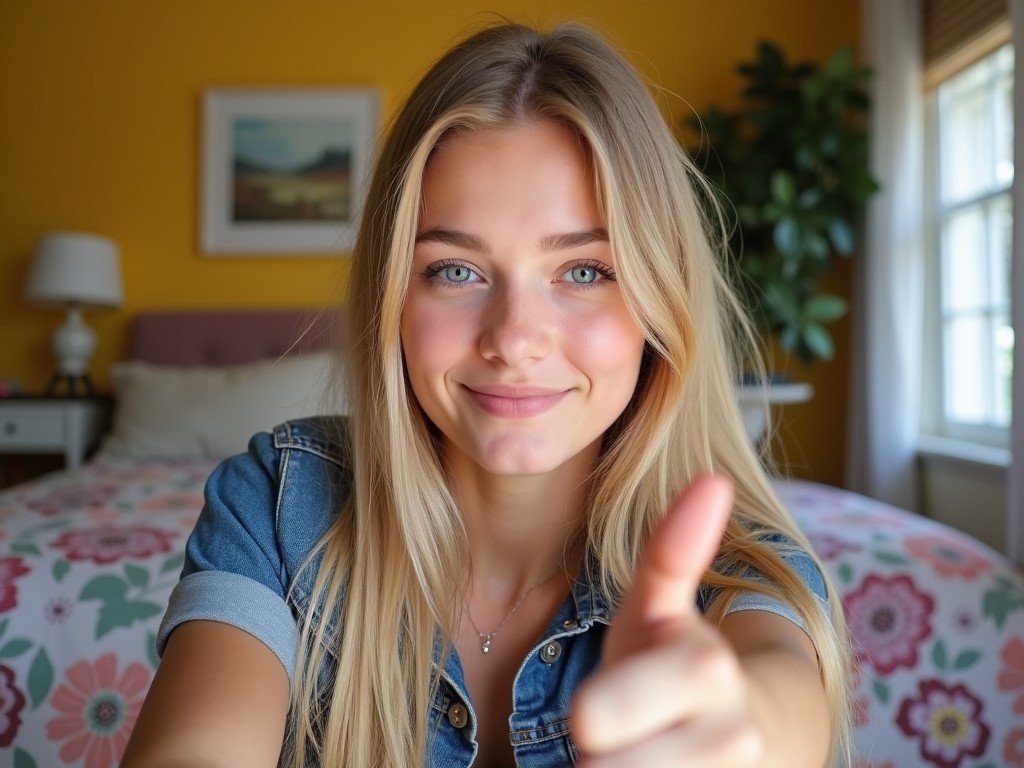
[0,310,1021,768]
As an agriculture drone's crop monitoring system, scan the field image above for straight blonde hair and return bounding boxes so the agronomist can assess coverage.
[285,21,851,767]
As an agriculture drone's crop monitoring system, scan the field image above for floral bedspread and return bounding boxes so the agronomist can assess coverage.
[0,458,216,768]
[0,464,1021,768]
[776,480,1024,768]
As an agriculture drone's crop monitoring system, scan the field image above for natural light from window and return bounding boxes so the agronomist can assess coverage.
[934,45,1014,442]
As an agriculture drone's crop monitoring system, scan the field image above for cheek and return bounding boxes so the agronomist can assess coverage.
[400,297,474,380]
[562,305,646,379]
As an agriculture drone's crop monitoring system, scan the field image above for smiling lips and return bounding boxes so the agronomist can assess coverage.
[463,384,569,418]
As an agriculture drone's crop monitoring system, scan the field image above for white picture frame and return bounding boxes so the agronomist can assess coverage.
[200,88,378,255]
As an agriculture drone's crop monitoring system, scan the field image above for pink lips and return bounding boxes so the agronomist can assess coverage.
[463,384,568,418]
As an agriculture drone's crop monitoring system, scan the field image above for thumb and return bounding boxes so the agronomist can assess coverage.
[604,474,734,663]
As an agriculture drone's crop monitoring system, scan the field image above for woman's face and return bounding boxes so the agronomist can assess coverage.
[400,120,646,478]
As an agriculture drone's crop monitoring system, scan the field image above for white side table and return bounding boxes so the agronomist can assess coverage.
[0,397,111,471]
[736,382,814,444]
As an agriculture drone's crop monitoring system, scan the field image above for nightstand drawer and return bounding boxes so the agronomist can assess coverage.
[0,409,65,448]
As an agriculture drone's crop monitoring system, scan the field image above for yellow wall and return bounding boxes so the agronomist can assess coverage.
[0,0,860,484]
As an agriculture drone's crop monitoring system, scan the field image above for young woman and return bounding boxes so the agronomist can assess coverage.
[123,21,851,768]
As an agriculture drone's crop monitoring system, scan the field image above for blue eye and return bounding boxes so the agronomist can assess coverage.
[568,265,599,284]
[421,261,479,285]
[440,265,474,282]
[561,261,615,286]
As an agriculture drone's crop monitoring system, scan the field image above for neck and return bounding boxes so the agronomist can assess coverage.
[445,442,596,599]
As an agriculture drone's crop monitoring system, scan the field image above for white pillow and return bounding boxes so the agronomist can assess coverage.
[98,351,344,459]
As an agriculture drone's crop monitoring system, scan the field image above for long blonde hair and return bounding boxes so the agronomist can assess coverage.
[286,21,851,767]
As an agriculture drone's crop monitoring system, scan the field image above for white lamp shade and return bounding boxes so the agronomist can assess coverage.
[25,231,124,308]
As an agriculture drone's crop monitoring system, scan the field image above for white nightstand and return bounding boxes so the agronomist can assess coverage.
[0,397,111,471]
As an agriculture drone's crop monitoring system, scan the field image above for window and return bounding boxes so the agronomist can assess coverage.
[924,45,1014,449]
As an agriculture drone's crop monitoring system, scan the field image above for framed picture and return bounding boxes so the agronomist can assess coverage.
[200,88,378,255]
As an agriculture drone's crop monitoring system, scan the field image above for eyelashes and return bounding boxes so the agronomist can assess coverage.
[419,258,617,289]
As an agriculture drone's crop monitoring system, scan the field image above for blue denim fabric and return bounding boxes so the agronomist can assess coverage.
[157,416,828,767]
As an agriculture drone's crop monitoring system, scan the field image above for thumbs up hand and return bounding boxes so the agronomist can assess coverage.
[570,475,766,766]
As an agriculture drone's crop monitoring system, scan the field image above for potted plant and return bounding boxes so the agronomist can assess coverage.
[688,41,880,366]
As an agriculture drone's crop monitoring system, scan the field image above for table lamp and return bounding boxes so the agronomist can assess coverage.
[24,231,124,397]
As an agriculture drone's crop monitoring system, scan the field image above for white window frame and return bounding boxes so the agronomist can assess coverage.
[922,45,1014,451]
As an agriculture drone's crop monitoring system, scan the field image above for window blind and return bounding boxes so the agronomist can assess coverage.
[924,0,1011,87]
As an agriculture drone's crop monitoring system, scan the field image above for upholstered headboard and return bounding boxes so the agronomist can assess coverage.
[130,309,337,365]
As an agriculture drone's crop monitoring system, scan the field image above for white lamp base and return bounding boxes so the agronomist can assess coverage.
[47,304,97,397]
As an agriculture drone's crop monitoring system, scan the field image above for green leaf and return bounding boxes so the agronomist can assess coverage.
[770,170,796,206]
[773,217,801,258]
[146,632,161,669]
[10,542,42,557]
[828,219,855,254]
[96,600,164,640]
[780,324,800,353]
[803,294,848,323]
[51,559,70,583]
[798,187,822,209]
[14,747,38,768]
[27,647,54,709]
[982,576,1024,630]
[953,650,981,670]
[806,232,831,259]
[0,618,9,641]
[160,552,186,575]
[0,639,32,659]
[872,551,911,566]
[837,562,854,584]
[79,574,129,603]
[124,564,150,589]
[871,678,889,704]
[932,639,948,671]
[801,323,835,361]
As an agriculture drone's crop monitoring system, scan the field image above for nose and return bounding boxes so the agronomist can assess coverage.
[478,284,553,366]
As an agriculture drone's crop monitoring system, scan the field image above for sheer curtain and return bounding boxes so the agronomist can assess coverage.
[1010,0,1023,565]
[845,0,924,511]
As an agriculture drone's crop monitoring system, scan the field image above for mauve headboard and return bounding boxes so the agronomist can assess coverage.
[130,310,337,366]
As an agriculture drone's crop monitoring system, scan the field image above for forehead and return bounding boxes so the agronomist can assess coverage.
[417,120,601,227]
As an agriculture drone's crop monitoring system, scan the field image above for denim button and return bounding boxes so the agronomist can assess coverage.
[562,619,578,629]
[540,641,562,663]
[448,702,469,729]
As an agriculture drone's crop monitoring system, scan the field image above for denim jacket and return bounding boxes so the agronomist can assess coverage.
[157,416,828,767]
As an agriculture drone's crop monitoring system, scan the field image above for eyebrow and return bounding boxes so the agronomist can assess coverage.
[415,226,609,253]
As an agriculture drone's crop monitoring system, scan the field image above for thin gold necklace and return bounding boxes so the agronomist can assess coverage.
[466,566,563,655]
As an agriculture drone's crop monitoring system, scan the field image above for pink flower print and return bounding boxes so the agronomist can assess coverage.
[895,679,990,768]
[50,525,175,565]
[805,531,862,561]
[904,534,992,579]
[46,653,151,768]
[24,483,119,517]
[1005,727,1024,767]
[0,557,30,613]
[844,573,934,675]
[0,664,26,747]
[998,637,1024,715]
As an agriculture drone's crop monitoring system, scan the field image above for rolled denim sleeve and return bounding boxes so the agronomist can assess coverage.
[723,546,830,630]
[157,431,299,681]
[701,530,831,634]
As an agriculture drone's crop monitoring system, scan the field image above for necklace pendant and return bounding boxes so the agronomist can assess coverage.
[481,635,492,654]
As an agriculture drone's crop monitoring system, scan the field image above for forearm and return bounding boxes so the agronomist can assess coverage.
[740,648,831,768]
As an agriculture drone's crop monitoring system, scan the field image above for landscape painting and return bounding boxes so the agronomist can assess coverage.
[231,117,354,223]
[201,89,378,254]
